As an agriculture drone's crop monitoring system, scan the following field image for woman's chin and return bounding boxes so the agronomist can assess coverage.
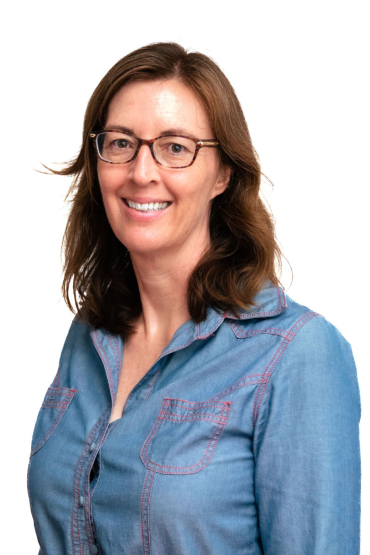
[122,238,175,259]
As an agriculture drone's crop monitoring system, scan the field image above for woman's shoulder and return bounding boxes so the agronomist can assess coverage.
[53,309,97,379]
[253,286,361,418]
[252,285,361,441]
[235,281,351,352]
[242,282,359,398]
[278,289,352,354]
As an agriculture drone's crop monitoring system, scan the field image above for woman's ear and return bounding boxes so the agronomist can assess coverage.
[213,165,232,197]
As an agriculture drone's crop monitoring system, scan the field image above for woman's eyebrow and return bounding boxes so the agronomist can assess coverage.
[103,124,199,140]
[103,125,134,134]
[159,127,197,139]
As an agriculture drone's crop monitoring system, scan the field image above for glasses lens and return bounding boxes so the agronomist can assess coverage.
[154,136,196,167]
[97,132,139,163]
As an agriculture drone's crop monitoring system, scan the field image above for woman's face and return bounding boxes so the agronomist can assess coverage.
[97,79,230,260]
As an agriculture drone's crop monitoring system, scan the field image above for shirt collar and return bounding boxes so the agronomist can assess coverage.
[196,280,287,339]
[86,281,287,359]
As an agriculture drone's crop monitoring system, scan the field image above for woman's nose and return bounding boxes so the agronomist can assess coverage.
[129,143,160,186]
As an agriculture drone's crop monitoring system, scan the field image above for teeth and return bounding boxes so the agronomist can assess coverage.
[126,200,169,212]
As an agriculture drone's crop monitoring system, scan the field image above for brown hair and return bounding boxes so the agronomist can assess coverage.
[50,42,282,337]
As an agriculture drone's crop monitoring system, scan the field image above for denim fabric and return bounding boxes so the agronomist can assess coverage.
[27,282,361,554]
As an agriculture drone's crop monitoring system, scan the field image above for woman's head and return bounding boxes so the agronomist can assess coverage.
[79,42,258,176]
[97,78,230,261]
[55,42,282,335]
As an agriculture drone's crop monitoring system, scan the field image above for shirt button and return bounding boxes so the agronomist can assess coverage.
[79,495,84,507]
[90,546,99,554]
[89,441,96,452]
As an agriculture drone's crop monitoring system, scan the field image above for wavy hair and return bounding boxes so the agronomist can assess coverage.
[50,42,283,336]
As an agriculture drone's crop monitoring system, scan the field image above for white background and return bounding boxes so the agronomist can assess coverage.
[1,0,368,552]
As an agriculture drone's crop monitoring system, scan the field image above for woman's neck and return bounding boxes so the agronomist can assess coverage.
[129,238,210,345]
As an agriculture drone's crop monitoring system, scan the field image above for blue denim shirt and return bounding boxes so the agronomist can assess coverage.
[27,282,361,554]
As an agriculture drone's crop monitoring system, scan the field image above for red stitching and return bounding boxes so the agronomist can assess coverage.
[207,375,264,401]
[140,410,167,465]
[91,332,115,403]
[71,417,103,555]
[106,334,119,374]
[224,286,287,321]
[252,310,309,425]
[156,308,222,356]
[211,380,267,401]
[42,398,70,403]
[230,322,294,338]
[84,412,113,548]
[140,470,154,555]
[163,403,228,412]
[253,312,320,425]
[31,392,76,456]
[146,423,227,475]
[287,311,316,335]
[276,286,282,309]
[197,314,224,339]
[161,415,227,425]
[163,397,231,408]
[253,337,291,425]
[163,404,229,412]
[141,471,151,554]
[71,424,96,555]
[243,309,284,317]
[161,337,198,358]
[262,312,316,379]
[146,471,155,554]
[143,405,229,470]
[41,402,70,408]
[42,400,72,407]
[240,326,292,334]
[95,332,115,399]
[292,312,319,334]
[142,414,174,465]
[47,386,76,391]
[46,387,77,393]
[163,405,229,420]
[112,334,122,367]
[78,421,102,554]
[144,370,160,400]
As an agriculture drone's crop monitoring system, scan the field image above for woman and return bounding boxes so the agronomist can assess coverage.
[28,42,361,555]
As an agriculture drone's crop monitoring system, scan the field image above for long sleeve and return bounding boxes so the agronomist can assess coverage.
[253,315,361,554]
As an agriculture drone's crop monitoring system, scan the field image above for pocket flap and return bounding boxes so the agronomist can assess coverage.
[141,397,232,474]
[31,387,77,457]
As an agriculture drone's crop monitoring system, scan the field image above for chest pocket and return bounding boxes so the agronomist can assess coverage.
[30,387,77,457]
[141,397,232,475]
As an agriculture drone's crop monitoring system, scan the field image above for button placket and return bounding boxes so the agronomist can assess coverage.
[71,411,110,555]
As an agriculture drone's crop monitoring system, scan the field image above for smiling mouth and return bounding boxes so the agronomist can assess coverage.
[124,199,172,212]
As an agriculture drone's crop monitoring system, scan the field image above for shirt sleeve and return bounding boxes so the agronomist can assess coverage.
[253,315,361,555]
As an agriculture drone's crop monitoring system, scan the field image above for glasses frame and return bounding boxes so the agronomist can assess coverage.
[89,130,219,169]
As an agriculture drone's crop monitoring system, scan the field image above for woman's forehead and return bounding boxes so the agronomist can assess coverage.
[105,79,213,137]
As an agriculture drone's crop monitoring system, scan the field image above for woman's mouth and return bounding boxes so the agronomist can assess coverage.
[124,199,171,212]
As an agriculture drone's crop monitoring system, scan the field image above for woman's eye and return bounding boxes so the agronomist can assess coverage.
[169,143,185,154]
[114,139,129,149]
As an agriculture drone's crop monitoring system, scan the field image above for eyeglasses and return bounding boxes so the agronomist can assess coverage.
[89,131,219,168]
